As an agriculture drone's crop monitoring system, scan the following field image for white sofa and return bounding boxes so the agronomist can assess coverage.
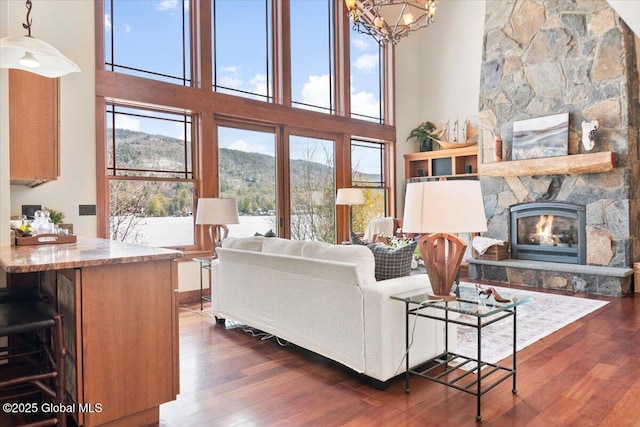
[211,236,456,388]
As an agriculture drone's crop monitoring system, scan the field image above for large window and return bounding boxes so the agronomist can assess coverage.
[212,0,272,101]
[351,140,386,234]
[106,105,195,247]
[289,135,335,242]
[350,29,383,123]
[290,0,335,113]
[98,0,393,248]
[217,125,277,237]
[105,0,191,85]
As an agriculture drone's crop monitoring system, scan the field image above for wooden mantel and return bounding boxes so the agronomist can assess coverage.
[479,151,614,177]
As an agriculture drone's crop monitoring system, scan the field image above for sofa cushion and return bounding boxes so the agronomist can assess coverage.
[367,241,417,281]
[262,237,307,256]
[301,241,376,286]
[222,236,265,252]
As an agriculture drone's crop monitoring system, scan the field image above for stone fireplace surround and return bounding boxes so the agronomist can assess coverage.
[467,0,639,296]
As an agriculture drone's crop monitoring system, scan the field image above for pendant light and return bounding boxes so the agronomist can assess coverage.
[0,0,80,78]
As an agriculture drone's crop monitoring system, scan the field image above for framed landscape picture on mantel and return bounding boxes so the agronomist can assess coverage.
[512,112,569,160]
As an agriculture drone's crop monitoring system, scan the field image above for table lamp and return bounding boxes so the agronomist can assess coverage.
[195,198,240,257]
[402,180,487,300]
[336,188,365,243]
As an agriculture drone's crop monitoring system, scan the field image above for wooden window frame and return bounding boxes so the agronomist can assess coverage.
[95,0,396,252]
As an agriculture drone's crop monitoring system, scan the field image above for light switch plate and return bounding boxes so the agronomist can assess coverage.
[79,205,97,216]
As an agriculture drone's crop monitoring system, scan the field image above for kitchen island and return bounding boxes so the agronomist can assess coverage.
[0,238,182,427]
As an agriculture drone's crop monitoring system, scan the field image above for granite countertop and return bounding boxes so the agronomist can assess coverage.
[0,237,183,273]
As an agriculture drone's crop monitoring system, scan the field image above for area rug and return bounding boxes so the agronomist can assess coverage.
[454,283,608,365]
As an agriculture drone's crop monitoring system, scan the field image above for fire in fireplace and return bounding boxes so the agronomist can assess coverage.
[510,202,586,264]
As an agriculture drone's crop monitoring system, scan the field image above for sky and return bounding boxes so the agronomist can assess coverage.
[104,0,383,174]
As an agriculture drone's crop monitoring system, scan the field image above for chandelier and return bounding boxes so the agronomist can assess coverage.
[345,0,437,45]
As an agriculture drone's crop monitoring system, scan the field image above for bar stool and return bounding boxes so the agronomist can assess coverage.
[0,299,66,427]
[0,287,44,304]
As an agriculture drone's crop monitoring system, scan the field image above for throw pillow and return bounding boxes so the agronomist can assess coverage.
[350,231,365,245]
[367,241,417,281]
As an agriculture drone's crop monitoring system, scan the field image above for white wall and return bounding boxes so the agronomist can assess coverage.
[608,0,640,36]
[4,0,97,238]
[394,0,486,215]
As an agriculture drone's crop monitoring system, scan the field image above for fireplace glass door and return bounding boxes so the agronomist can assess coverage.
[510,202,586,264]
[516,215,578,247]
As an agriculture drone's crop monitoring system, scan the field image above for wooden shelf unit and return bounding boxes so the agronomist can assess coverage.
[479,151,614,177]
[404,145,478,182]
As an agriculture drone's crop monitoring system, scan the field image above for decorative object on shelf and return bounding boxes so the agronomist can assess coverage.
[195,198,240,257]
[0,0,80,78]
[494,135,503,162]
[431,118,478,150]
[581,120,598,151]
[336,188,365,243]
[512,112,569,160]
[402,180,487,300]
[345,0,437,45]
[407,120,439,152]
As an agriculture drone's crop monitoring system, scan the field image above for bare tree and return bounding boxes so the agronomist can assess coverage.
[289,141,335,243]
[109,180,150,244]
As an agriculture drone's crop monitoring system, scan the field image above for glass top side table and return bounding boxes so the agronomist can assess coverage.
[391,284,530,422]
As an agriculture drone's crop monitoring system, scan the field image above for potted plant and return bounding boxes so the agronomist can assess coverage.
[44,207,65,225]
[407,121,439,152]
[44,207,73,234]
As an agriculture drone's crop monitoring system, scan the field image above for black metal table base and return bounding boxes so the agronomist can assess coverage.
[403,300,519,422]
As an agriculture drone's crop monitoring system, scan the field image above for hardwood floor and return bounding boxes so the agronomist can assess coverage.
[160,285,640,426]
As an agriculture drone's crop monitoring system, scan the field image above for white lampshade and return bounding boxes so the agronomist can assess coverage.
[402,181,488,234]
[195,198,240,225]
[336,188,365,206]
[0,35,80,78]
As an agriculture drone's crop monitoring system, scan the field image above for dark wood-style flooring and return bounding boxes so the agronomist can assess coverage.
[160,283,640,426]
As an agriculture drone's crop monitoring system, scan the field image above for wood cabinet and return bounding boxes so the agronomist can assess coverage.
[9,69,59,186]
[404,146,478,182]
[1,239,181,426]
[44,261,179,426]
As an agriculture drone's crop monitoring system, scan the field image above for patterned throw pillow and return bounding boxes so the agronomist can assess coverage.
[350,231,365,245]
[366,241,417,281]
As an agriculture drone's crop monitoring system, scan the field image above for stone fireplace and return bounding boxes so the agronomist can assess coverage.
[467,0,639,296]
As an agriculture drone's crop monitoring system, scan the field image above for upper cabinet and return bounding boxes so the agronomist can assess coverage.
[9,69,59,187]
